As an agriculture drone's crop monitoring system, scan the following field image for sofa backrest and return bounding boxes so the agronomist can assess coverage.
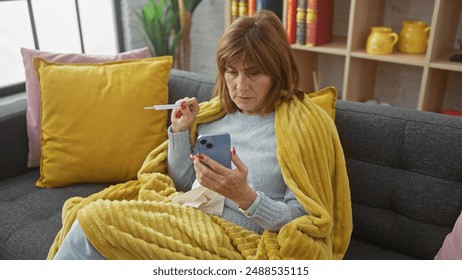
[167,69,215,127]
[168,69,215,104]
[336,100,462,259]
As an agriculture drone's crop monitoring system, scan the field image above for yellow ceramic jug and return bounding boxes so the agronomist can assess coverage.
[399,20,431,54]
[366,27,399,55]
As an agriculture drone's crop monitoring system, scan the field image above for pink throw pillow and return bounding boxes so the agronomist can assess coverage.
[434,211,462,260]
[20,47,152,167]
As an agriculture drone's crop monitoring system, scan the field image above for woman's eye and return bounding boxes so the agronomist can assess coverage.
[246,68,260,76]
[226,70,237,75]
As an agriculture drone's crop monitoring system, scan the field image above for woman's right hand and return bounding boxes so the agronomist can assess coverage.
[171,97,199,133]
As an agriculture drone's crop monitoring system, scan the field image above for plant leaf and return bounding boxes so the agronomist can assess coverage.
[134,0,191,58]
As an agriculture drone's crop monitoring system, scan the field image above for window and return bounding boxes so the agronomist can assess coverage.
[0,0,124,98]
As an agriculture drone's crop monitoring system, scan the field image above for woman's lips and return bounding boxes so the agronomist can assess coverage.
[238,96,252,101]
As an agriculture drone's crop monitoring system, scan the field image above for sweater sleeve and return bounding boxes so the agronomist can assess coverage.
[249,187,308,232]
[167,126,196,192]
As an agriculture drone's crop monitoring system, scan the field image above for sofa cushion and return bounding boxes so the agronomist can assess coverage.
[34,56,172,188]
[344,238,417,260]
[20,47,152,168]
[0,170,107,259]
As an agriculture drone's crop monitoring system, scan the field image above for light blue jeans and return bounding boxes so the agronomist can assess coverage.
[53,220,106,260]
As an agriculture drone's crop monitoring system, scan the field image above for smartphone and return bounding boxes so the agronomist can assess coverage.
[196,133,231,168]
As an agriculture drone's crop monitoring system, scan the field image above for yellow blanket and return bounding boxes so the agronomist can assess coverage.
[47,94,352,260]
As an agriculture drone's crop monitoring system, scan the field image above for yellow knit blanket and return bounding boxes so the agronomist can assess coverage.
[47,94,352,260]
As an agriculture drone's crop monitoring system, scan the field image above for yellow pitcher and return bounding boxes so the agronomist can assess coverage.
[366,27,399,55]
[399,20,431,54]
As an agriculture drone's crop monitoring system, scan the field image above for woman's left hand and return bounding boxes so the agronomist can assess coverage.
[192,148,257,210]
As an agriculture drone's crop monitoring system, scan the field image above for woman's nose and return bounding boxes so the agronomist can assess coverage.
[236,74,249,90]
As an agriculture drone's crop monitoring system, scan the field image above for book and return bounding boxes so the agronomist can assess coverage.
[305,0,334,47]
[256,0,266,11]
[296,0,307,45]
[248,0,256,16]
[267,0,283,20]
[255,0,282,20]
[231,0,239,22]
[286,0,297,44]
[239,0,248,17]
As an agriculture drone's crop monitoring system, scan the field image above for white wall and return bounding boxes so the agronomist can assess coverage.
[121,0,224,77]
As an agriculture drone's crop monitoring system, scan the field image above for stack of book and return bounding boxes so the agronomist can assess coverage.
[287,0,334,46]
[230,0,333,47]
[230,0,283,22]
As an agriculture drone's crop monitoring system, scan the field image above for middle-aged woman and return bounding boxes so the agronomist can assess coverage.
[51,10,352,260]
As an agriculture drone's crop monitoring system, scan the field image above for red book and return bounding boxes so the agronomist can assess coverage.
[248,0,256,16]
[305,0,334,47]
[286,0,297,44]
[442,109,462,117]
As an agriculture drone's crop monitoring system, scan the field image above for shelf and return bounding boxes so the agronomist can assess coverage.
[350,49,426,67]
[291,36,347,56]
[430,49,462,72]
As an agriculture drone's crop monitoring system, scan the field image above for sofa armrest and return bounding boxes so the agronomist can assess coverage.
[0,96,29,181]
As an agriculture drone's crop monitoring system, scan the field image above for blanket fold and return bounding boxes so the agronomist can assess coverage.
[47,92,352,260]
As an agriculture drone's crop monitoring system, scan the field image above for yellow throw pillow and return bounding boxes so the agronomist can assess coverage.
[307,86,337,120]
[34,56,172,188]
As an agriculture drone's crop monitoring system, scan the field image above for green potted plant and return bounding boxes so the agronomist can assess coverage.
[135,0,182,57]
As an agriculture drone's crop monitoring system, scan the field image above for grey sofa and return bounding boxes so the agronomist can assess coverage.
[1,69,461,260]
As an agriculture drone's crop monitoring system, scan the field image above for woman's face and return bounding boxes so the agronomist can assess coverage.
[224,61,272,115]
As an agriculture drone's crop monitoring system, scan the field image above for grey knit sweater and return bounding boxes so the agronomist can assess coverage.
[167,110,306,234]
